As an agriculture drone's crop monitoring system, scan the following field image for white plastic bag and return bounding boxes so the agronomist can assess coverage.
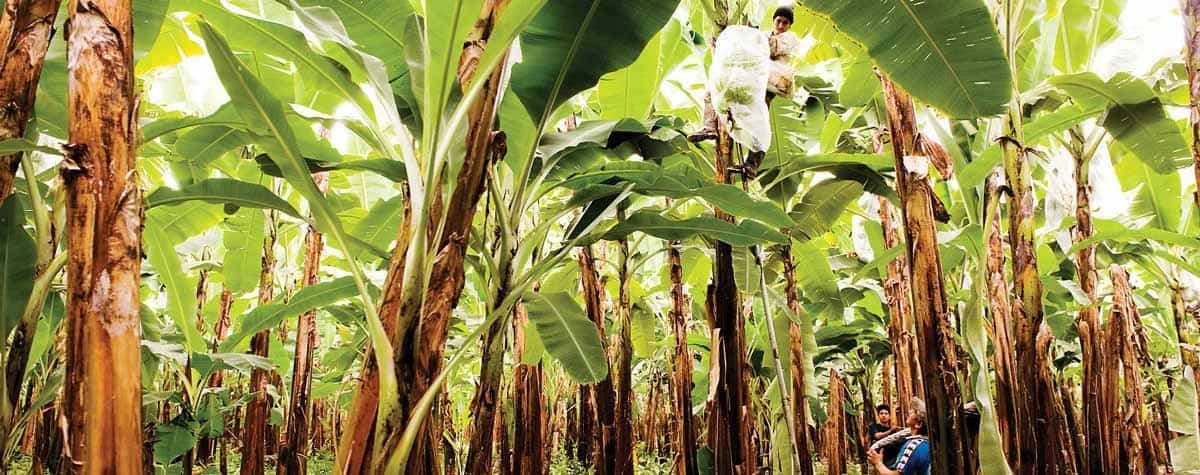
[708,26,772,152]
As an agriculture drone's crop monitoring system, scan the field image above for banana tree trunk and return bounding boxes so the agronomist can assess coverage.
[705,109,756,475]
[879,76,968,474]
[463,296,510,475]
[243,208,278,475]
[781,245,814,475]
[279,174,327,475]
[1185,0,1200,219]
[1065,128,1106,475]
[1107,265,1167,475]
[576,246,617,475]
[512,302,546,474]
[614,239,634,475]
[877,195,921,418]
[822,371,847,475]
[984,171,1019,464]
[667,243,699,475]
[62,0,143,471]
[197,288,234,464]
[0,0,59,202]
[337,1,510,470]
[0,1,61,428]
[335,199,411,474]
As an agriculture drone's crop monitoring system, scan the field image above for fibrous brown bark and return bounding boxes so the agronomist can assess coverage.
[879,75,967,474]
[0,2,61,432]
[667,243,699,475]
[1107,265,1168,475]
[512,302,546,475]
[279,174,327,475]
[781,246,814,475]
[336,1,510,471]
[62,0,143,471]
[242,209,277,475]
[705,106,756,475]
[575,247,617,475]
[1065,127,1106,475]
[984,171,1019,464]
[822,371,847,475]
[0,0,59,202]
[877,195,921,419]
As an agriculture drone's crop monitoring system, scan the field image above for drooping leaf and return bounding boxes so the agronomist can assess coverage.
[1168,367,1200,471]
[143,224,203,351]
[510,0,681,122]
[602,210,788,247]
[190,352,275,379]
[523,292,610,383]
[790,179,864,241]
[220,277,360,351]
[0,199,36,338]
[795,0,1011,118]
[351,195,405,255]
[221,208,265,294]
[146,178,300,217]
[0,139,61,157]
[1051,72,1189,173]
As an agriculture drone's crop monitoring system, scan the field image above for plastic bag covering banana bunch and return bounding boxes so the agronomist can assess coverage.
[708,25,771,152]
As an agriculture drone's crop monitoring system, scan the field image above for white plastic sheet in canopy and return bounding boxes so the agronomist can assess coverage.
[708,26,771,153]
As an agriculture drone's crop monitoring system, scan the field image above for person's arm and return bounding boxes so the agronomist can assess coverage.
[868,449,900,475]
[872,429,890,441]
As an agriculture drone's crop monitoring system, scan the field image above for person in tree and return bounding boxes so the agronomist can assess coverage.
[867,404,904,464]
[737,5,800,178]
[868,399,931,475]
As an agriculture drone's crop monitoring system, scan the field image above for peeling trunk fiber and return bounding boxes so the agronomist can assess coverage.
[1107,265,1163,475]
[62,0,143,472]
[0,0,59,202]
[0,0,61,417]
[667,243,699,475]
[279,174,327,475]
[243,211,278,475]
[879,76,967,474]
[822,372,847,475]
[512,302,546,475]
[706,112,756,475]
[335,198,411,474]
[1184,0,1200,216]
[463,293,510,475]
[1071,139,1105,475]
[877,196,920,418]
[984,172,1019,464]
[614,240,635,475]
[1001,79,1077,474]
[577,247,617,475]
[337,1,509,470]
[781,246,814,475]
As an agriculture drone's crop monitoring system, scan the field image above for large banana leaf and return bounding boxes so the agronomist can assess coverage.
[602,210,788,247]
[221,208,265,294]
[220,277,360,351]
[1051,72,1189,173]
[523,292,610,383]
[795,0,1011,118]
[0,199,36,339]
[1168,367,1200,471]
[789,179,864,241]
[146,178,300,217]
[510,0,681,123]
[144,224,203,351]
[1112,149,1182,232]
[596,18,690,120]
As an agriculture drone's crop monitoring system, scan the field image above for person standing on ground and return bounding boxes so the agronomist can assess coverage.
[868,400,931,475]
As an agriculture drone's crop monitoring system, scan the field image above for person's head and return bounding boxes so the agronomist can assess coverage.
[906,399,928,435]
[875,404,891,426]
[773,6,794,34]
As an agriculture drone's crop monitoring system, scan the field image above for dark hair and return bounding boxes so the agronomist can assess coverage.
[773,6,794,24]
[876,404,890,413]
